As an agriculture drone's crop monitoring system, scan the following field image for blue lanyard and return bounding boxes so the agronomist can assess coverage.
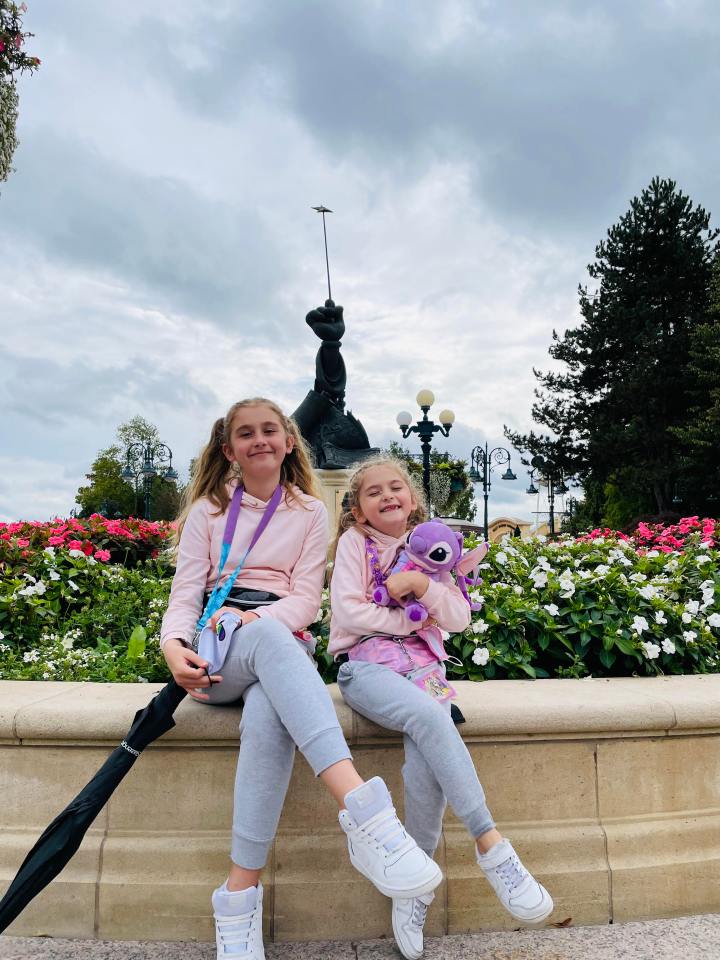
[196,484,283,631]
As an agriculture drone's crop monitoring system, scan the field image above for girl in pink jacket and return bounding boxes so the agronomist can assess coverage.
[161,399,441,960]
[330,457,553,960]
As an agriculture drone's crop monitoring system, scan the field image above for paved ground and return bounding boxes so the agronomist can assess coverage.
[3,916,720,960]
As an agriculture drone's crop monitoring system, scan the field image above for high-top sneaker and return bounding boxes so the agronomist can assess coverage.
[476,839,553,924]
[211,881,265,958]
[339,777,442,899]
[392,890,435,959]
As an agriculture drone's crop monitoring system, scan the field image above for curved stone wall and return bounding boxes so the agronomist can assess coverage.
[1,676,719,942]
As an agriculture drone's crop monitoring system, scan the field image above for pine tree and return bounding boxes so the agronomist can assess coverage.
[506,178,719,523]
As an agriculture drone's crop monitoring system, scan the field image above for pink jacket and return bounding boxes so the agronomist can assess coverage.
[329,525,471,658]
[160,484,328,648]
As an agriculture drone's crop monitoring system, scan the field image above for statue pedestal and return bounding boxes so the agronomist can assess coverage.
[315,468,351,534]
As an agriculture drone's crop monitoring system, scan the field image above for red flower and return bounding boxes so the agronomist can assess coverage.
[82,541,93,556]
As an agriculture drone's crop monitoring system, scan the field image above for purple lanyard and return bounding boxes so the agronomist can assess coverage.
[197,484,283,630]
[365,537,387,590]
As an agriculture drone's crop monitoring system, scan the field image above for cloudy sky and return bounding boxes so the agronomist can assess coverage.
[2,0,719,525]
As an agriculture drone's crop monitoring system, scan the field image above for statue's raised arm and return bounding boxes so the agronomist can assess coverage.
[293,299,378,470]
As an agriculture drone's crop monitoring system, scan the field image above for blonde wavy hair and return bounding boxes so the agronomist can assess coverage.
[175,398,321,542]
[330,454,428,561]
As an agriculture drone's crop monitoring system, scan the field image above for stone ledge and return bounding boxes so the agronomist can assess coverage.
[2,675,720,744]
[2,676,720,942]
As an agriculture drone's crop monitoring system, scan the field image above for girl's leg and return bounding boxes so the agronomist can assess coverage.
[206,618,352,776]
[402,728,447,858]
[338,660,495,839]
[228,681,296,888]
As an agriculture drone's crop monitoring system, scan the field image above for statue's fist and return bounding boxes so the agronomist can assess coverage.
[305,299,345,343]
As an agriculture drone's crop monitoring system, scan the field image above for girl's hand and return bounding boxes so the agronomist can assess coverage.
[163,638,221,702]
[385,570,429,602]
[208,607,261,630]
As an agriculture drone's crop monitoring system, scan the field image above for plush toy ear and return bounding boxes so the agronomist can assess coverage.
[456,542,489,577]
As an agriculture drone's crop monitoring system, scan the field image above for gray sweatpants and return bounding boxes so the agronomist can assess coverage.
[201,617,352,869]
[337,659,495,856]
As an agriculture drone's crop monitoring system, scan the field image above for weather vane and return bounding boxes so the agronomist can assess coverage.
[312,205,333,303]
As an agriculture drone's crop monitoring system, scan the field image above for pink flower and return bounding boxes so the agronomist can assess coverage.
[94,549,111,562]
[14,35,22,49]
[67,539,83,551]
[0,41,5,52]
[16,538,30,548]
[48,535,66,546]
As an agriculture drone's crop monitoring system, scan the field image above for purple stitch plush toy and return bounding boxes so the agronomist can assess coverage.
[372,519,489,622]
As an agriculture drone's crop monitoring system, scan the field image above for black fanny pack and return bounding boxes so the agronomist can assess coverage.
[204,586,280,611]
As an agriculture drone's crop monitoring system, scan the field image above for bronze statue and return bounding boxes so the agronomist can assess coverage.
[293,299,379,469]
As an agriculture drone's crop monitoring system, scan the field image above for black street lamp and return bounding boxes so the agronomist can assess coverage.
[468,443,516,542]
[526,454,568,537]
[121,441,178,520]
[397,390,454,507]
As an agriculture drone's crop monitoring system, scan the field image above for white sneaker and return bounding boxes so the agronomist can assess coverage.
[339,777,443,899]
[211,881,265,958]
[392,891,434,959]
[476,838,553,924]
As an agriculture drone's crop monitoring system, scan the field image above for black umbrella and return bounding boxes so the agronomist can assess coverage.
[0,679,187,933]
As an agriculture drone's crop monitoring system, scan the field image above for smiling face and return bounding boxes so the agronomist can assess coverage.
[353,464,417,537]
[223,404,294,483]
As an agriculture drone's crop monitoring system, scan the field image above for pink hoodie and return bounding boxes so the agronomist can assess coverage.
[329,525,471,658]
[160,484,328,648]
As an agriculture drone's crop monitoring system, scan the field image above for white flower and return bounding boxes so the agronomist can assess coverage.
[17,585,36,597]
[472,619,490,634]
[68,549,84,558]
[661,639,676,655]
[495,551,508,565]
[707,613,720,628]
[629,573,647,583]
[646,550,660,558]
[530,571,548,588]
[594,564,610,576]
[683,631,697,643]
[33,580,46,596]
[641,641,661,660]
[685,600,700,615]
[544,603,560,617]
[61,635,75,650]
[618,555,633,567]
[631,615,649,635]
[666,558,679,571]
[697,555,712,566]
[0,630,4,640]
[654,611,667,625]
[513,585,523,595]
[43,546,56,558]
[23,650,41,663]
[472,646,490,666]
[682,612,693,624]
[638,585,658,600]
[536,556,552,571]
[48,569,61,581]
[700,580,715,591]
[67,580,79,592]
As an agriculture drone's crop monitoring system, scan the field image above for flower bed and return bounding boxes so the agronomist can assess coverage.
[1,518,719,683]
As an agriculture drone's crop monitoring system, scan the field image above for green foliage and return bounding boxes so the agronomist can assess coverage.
[75,445,137,518]
[75,418,182,521]
[506,177,720,526]
[0,1,40,184]
[386,441,477,521]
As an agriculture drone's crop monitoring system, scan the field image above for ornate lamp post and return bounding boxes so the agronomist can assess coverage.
[396,390,454,506]
[121,441,178,520]
[468,443,516,542]
[526,454,568,537]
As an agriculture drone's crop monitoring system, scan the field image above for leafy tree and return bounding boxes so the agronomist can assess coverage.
[1,1,40,184]
[386,442,477,521]
[506,178,719,525]
[671,254,720,511]
[75,445,136,519]
[75,417,182,520]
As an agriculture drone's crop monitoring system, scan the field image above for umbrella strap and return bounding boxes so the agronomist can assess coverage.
[196,484,283,632]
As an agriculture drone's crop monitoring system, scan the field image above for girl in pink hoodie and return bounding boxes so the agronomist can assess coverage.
[160,399,442,960]
[330,457,553,960]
